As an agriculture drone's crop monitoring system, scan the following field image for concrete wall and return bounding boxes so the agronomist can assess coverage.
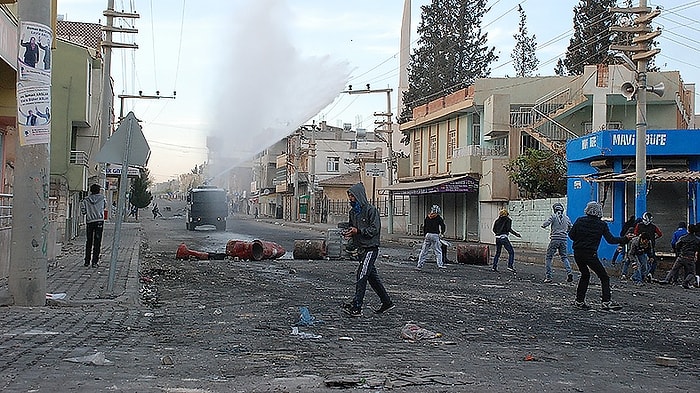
[0,228,9,278]
[508,197,568,251]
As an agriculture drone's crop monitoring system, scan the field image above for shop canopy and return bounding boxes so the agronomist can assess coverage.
[380,175,479,195]
[581,168,700,183]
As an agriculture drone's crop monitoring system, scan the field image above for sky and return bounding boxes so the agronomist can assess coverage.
[55,0,700,183]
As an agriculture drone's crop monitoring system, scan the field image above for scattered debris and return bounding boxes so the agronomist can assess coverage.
[291,326,322,339]
[295,306,324,326]
[400,322,443,341]
[524,354,536,361]
[64,352,113,366]
[45,293,66,300]
[161,355,174,365]
[656,356,678,367]
[338,336,353,341]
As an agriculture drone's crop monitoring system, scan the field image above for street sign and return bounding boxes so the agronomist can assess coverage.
[365,162,386,177]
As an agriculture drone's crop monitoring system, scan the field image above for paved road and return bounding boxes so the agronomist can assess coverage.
[0,202,698,392]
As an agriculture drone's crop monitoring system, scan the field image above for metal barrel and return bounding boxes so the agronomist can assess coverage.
[293,239,326,260]
[456,243,490,265]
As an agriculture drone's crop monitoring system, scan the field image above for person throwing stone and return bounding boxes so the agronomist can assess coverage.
[568,201,626,310]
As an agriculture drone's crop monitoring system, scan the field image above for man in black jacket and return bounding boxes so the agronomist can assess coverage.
[416,205,447,269]
[569,202,626,310]
[341,183,394,317]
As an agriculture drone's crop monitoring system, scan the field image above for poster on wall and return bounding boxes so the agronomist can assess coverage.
[17,83,51,146]
[17,21,52,83]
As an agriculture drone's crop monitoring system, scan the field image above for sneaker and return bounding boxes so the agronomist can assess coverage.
[567,273,574,283]
[373,302,395,314]
[601,301,622,311]
[91,263,99,268]
[543,278,553,283]
[492,267,499,273]
[84,261,90,267]
[645,273,653,283]
[574,301,591,310]
[620,274,627,281]
[437,265,446,269]
[341,303,361,317]
[506,267,516,273]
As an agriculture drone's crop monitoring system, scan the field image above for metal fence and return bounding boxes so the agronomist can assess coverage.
[0,194,11,230]
[326,196,409,218]
[0,194,58,230]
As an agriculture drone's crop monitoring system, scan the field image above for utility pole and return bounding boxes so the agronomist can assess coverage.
[308,125,316,224]
[610,0,661,217]
[9,0,52,306]
[344,85,396,233]
[99,0,138,210]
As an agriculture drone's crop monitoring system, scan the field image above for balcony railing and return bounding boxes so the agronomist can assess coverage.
[453,144,508,158]
[70,150,89,166]
[0,194,57,230]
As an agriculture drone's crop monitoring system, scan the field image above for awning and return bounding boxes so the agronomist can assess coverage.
[584,168,700,183]
[380,175,479,195]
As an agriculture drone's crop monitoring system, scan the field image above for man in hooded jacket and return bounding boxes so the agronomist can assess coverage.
[541,202,573,283]
[80,184,106,268]
[341,183,394,317]
[569,202,626,310]
[416,204,447,269]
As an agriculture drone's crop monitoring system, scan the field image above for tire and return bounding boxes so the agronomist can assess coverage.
[216,221,226,231]
[186,222,194,231]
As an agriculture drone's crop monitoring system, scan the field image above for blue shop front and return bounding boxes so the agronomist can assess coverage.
[566,129,700,259]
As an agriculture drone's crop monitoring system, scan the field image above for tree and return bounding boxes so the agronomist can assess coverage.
[399,0,498,135]
[504,148,567,199]
[511,5,539,77]
[554,58,566,76]
[562,0,617,75]
[129,168,153,219]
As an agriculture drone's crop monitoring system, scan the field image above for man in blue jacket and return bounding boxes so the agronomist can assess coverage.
[341,183,394,317]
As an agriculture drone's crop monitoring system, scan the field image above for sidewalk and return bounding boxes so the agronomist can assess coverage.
[0,222,142,306]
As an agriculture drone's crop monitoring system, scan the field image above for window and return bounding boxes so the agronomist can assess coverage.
[413,133,421,165]
[429,127,437,163]
[327,157,339,172]
[472,114,481,145]
[447,129,456,159]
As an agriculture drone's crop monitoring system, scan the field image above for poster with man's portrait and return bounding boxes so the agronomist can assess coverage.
[18,21,52,83]
[17,83,51,146]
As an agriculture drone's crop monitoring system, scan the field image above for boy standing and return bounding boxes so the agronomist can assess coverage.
[80,184,106,268]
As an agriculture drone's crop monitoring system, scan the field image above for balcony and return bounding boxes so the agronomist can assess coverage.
[69,150,89,166]
[451,145,507,175]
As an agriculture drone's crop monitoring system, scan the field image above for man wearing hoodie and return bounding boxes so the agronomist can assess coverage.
[416,204,447,270]
[568,201,626,311]
[541,202,573,283]
[341,183,394,317]
[80,184,106,268]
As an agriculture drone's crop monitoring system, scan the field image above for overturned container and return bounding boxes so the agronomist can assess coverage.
[176,243,227,260]
[456,243,490,265]
[293,239,326,260]
[225,239,286,261]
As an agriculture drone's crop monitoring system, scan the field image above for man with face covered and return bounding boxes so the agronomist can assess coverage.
[541,202,573,283]
[569,201,626,311]
[341,182,394,317]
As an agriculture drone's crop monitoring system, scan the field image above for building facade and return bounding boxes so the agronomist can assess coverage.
[394,64,696,245]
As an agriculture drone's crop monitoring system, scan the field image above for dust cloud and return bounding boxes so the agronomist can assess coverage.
[207,0,351,180]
